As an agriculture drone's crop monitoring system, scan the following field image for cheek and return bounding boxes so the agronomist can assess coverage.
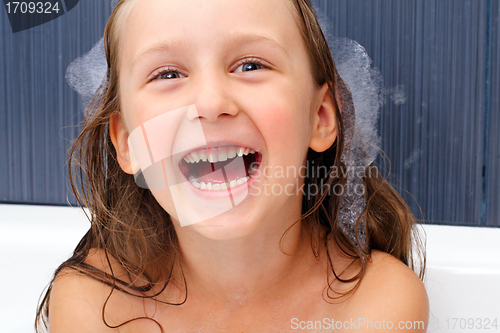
[264,108,304,143]
[120,81,184,131]
[250,92,311,171]
[121,95,162,131]
[254,87,312,150]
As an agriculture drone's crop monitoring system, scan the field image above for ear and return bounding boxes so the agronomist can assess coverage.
[309,83,338,153]
[109,112,134,174]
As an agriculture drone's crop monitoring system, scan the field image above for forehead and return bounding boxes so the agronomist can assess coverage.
[118,0,304,69]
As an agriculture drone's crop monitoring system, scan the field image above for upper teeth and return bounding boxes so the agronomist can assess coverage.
[184,147,256,164]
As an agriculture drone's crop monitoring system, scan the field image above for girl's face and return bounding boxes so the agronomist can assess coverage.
[111,0,337,239]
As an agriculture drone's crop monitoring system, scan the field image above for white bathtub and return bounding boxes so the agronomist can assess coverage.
[0,204,498,332]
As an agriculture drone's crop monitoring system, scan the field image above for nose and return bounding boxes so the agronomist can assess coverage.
[190,69,238,122]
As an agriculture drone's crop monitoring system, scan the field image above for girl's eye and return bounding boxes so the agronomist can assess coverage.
[233,59,268,73]
[150,68,186,81]
[159,71,182,79]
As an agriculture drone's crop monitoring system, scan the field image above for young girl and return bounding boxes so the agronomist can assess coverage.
[36,0,428,332]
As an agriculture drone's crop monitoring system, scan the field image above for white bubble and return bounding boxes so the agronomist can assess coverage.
[404,149,422,169]
[331,37,384,169]
[65,38,107,112]
[327,37,385,248]
[387,84,407,106]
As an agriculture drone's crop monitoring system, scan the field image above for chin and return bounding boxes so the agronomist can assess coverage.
[177,209,260,241]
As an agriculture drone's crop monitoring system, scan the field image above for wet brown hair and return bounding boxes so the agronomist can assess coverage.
[35,0,425,331]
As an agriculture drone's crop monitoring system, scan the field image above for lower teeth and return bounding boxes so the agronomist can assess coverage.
[188,176,250,190]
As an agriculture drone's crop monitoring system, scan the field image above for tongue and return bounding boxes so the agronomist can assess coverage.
[197,157,248,184]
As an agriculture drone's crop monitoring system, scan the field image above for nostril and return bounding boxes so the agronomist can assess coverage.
[192,100,239,121]
[191,112,236,122]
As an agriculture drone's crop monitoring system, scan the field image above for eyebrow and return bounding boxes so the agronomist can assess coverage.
[131,33,289,70]
[223,34,289,56]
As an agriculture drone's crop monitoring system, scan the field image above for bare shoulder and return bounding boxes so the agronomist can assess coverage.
[49,267,114,332]
[364,250,426,288]
[341,250,429,332]
[48,249,145,332]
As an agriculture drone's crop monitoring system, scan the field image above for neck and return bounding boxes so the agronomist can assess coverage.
[174,214,321,305]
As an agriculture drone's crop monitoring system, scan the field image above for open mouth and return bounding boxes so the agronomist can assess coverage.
[179,145,262,191]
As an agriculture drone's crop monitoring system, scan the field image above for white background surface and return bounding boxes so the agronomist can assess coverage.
[1,204,499,332]
[0,204,89,333]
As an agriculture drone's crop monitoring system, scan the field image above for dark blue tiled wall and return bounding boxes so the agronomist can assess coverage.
[1,0,498,226]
